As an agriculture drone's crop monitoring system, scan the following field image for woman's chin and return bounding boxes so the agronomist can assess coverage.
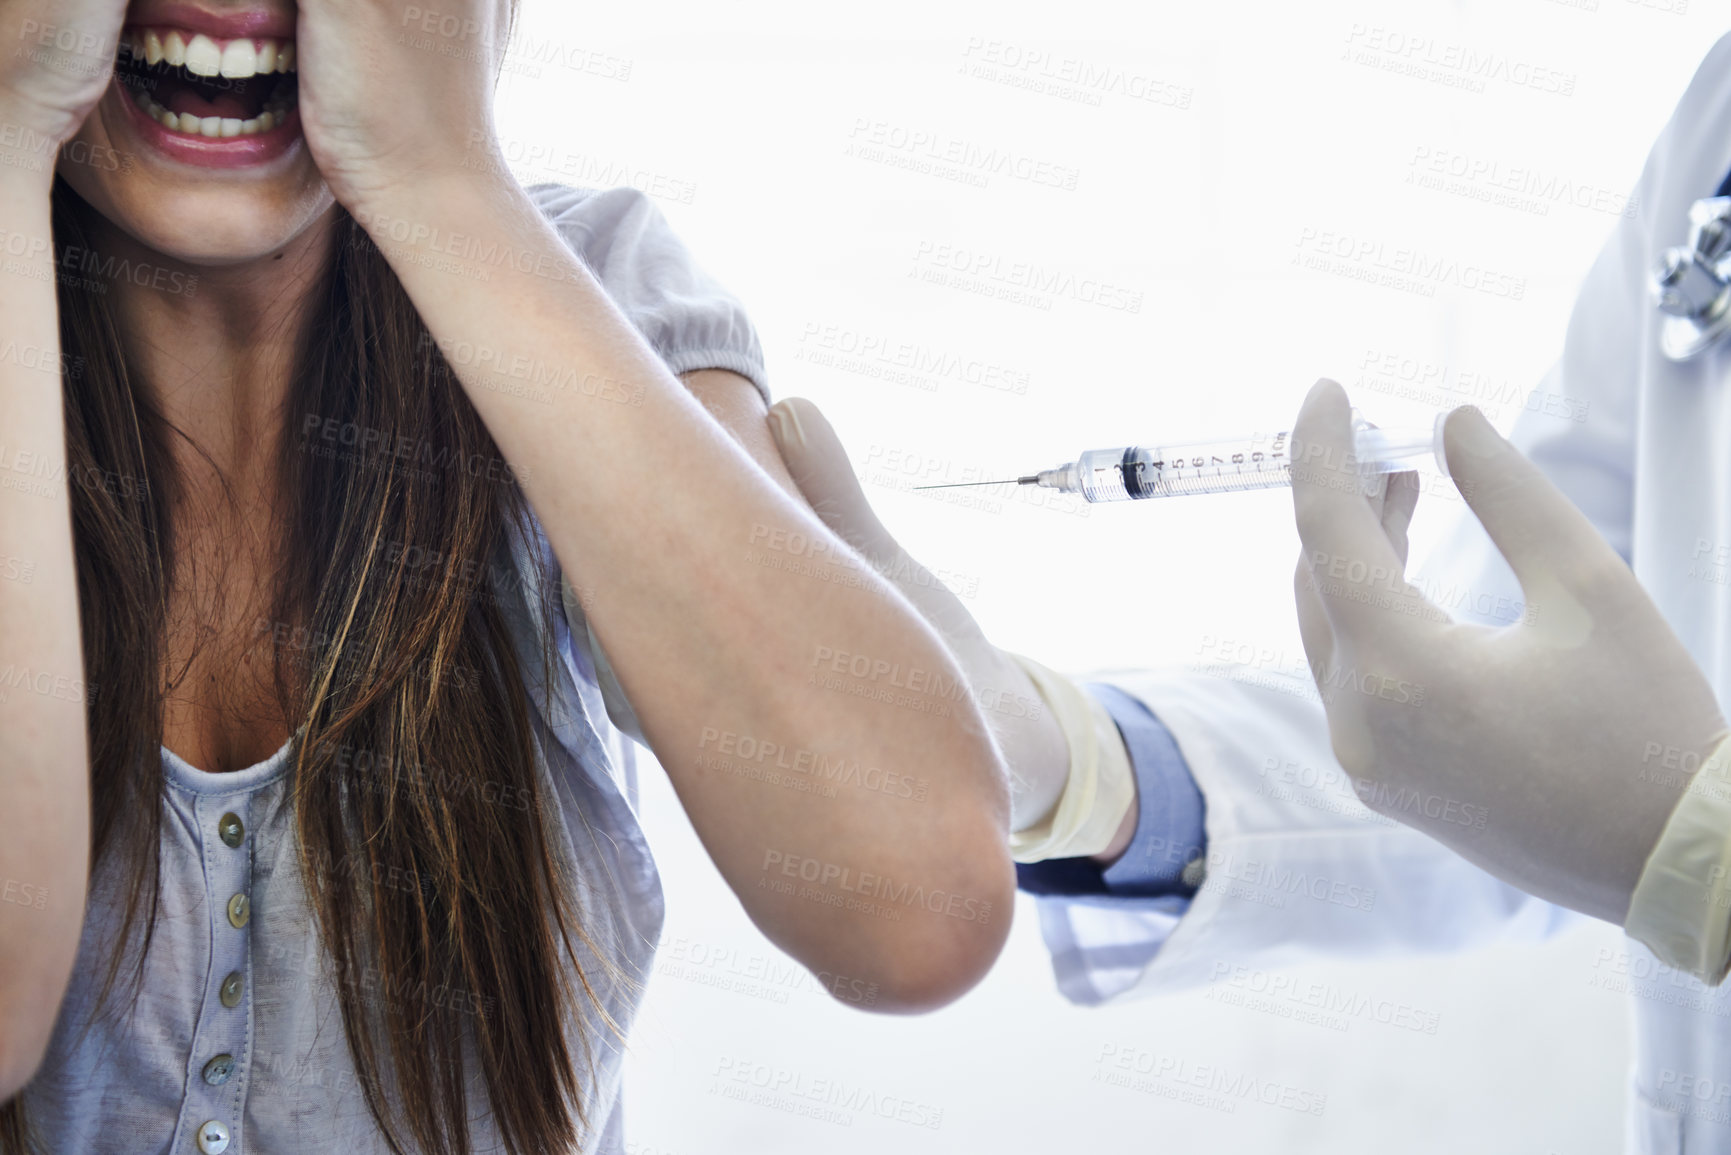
[55,154,336,272]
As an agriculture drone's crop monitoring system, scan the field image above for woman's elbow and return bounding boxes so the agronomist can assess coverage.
[846,842,1017,1014]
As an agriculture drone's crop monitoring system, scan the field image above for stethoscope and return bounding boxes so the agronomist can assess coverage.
[1651,166,1731,360]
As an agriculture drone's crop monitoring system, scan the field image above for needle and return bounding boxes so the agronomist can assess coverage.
[910,477,1036,490]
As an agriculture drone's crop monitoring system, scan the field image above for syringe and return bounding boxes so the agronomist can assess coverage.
[916,410,1451,503]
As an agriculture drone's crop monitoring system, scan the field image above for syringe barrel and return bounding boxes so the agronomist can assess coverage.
[1044,411,1451,502]
[1066,448,1139,502]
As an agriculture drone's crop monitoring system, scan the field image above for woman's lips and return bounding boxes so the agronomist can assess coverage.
[106,20,302,169]
[121,2,296,42]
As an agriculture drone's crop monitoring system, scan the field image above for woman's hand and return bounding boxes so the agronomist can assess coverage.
[0,0,129,153]
[294,0,512,213]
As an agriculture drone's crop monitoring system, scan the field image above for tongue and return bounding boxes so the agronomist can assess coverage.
[164,87,255,121]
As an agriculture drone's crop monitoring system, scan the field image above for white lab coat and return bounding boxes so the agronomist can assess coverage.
[1061,31,1731,1154]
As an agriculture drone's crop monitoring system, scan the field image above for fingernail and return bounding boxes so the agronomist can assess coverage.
[768,399,807,451]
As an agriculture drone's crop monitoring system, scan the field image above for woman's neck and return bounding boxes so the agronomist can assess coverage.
[96,203,341,492]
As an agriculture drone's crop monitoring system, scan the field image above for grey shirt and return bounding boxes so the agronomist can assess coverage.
[22,183,769,1155]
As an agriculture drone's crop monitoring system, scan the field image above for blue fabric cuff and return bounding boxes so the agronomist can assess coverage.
[1014,683,1207,899]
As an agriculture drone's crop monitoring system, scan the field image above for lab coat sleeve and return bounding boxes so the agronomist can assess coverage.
[524,183,772,745]
[1026,29,1705,1004]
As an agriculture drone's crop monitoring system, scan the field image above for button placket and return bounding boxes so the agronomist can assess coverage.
[175,791,255,1155]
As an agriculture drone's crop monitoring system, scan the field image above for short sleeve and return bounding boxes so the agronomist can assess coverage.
[526,184,767,745]
[526,183,770,402]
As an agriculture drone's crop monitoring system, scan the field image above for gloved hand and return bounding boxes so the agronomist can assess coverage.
[764,396,1132,855]
[1290,378,1729,924]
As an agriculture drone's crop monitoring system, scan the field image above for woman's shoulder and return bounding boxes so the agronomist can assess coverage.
[522,182,683,258]
[518,182,769,401]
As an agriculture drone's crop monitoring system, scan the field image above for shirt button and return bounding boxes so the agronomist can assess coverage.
[218,812,245,848]
[195,1119,231,1154]
[201,1053,236,1086]
[226,893,250,929]
[219,970,244,1008]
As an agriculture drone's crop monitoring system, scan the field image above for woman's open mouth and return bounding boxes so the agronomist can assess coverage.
[114,26,298,140]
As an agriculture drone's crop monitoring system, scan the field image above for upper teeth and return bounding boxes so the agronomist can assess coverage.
[126,29,297,78]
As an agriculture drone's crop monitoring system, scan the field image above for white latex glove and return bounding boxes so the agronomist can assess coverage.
[764,397,1071,832]
[1290,378,1729,924]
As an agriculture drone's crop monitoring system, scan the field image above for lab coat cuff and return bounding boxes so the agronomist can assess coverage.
[1626,734,1731,986]
[1006,653,1137,863]
[1090,683,1207,897]
[1014,686,1207,898]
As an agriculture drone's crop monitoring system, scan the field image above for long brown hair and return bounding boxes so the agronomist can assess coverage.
[2,42,612,1154]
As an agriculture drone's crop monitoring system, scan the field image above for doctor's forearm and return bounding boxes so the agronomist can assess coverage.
[358,176,1013,1007]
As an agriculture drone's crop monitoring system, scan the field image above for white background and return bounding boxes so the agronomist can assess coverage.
[490,1,1730,1151]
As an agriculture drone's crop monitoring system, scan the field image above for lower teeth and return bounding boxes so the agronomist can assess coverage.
[135,89,295,138]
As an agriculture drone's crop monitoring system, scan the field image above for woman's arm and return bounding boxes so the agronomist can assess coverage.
[294,1,1014,1009]
[0,0,130,1093]
[0,159,95,1106]
[0,162,91,1102]
[354,177,1011,1008]
[755,391,1141,866]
